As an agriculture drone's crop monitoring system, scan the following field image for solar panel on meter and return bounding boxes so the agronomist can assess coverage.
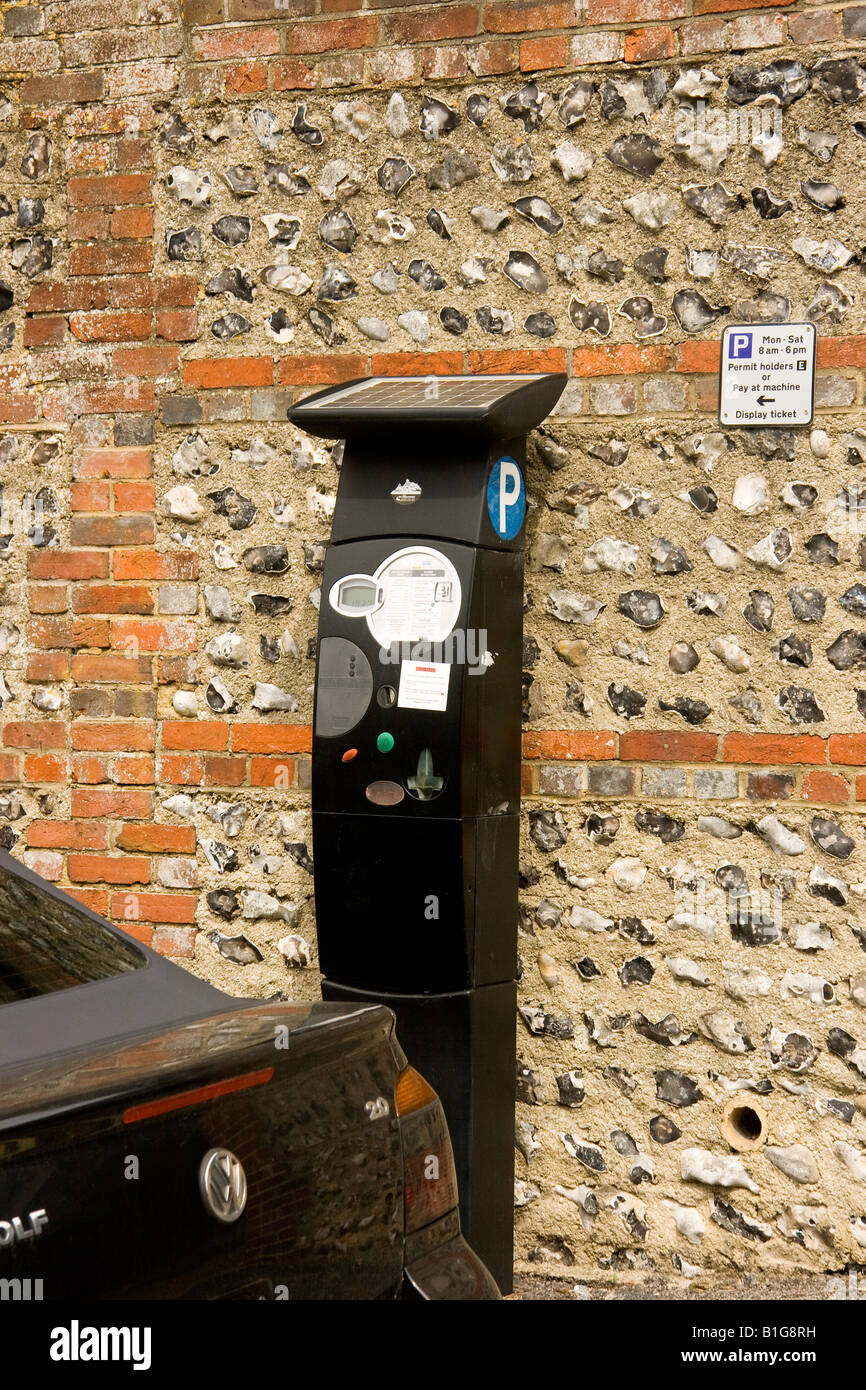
[288,373,567,440]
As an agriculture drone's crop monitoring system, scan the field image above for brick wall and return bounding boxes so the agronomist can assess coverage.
[2,0,866,1284]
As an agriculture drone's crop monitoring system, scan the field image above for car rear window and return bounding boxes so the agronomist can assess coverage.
[0,857,145,1004]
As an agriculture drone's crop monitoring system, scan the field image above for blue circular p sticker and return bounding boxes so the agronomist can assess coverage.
[487,456,525,540]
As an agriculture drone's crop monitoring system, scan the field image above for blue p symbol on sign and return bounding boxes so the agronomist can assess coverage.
[487,456,525,540]
[729,331,753,359]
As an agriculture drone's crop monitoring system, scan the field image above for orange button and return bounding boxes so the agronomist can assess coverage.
[341,748,358,763]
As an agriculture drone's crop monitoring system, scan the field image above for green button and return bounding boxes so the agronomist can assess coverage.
[376,732,395,754]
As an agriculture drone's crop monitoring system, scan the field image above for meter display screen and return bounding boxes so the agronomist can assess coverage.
[340,580,377,609]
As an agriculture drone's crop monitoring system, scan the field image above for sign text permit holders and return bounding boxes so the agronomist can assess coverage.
[719,322,816,427]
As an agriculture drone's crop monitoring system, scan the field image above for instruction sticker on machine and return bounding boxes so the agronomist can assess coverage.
[367,546,461,649]
[398,660,451,712]
[719,323,816,426]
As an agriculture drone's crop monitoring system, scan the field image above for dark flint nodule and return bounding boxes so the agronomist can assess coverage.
[620,956,654,986]
[659,696,711,725]
[243,545,289,574]
[210,933,263,966]
[827,1028,856,1058]
[291,104,323,145]
[17,197,43,227]
[208,487,257,530]
[743,590,775,631]
[777,685,826,722]
[619,296,667,337]
[260,636,281,663]
[827,630,866,669]
[672,288,728,333]
[805,533,839,565]
[555,1071,585,1107]
[207,888,239,919]
[317,263,356,301]
[249,593,293,616]
[651,538,691,574]
[800,179,845,211]
[568,299,611,335]
[466,93,490,126]
[558,78,594,127]
[634,247,669,283]
[264,162,310,196]
[616,917,654,945]
[585,812,619,844]
[426,208,452,240]
[420,96,459,141]
[618,590,664,628]
[751,187,793,219]
[606,133,663,178]
[223,165,259,196]
[211,313,251,340]
[20,132,52,179]
[574,956,602,979]
[655,1069,703,1107]
[166,227,202,261]
[206,267,255,302]
[586,250,625,283]
[685,485,718,515]
[408,258,447,291]
[810,816,854,860]
[811,57,866,104]
[266,308,293,340]
[727,60,809,107]
[439,306,468,335]
[308,307,346,347]
[649,1115,681,1144]
[11,235,52,278]
[476,305,511,334]
[787,586,825,622]
[529,808,568,852]
[377,157,415,196]
[608,683,647,718]
[635,810,685,843]
[212,215,251,246]
[712,1199,771,1243]
[525,311,556,338]
[502,83,550,132]
[683,182,744,224]
[513,195,563,233]
[318,210,357,253]
[840,584,866,616]
[160,113,195,155]
[776,633,812,666]
[503,250,548,293]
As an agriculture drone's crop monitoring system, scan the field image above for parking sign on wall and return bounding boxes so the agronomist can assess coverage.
[719,323,816,427]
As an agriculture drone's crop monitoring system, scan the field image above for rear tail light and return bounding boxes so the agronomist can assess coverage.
[395,1066,459,1234]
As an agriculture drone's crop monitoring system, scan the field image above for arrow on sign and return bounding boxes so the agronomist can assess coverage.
[757,395,776,404]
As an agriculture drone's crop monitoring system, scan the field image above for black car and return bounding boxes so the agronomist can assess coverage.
[0,850,499,1300]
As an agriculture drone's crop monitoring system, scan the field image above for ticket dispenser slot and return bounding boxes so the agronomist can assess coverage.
[290,372,566,1293]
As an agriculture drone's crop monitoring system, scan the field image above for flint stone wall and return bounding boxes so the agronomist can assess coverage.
[1,0,866,1284]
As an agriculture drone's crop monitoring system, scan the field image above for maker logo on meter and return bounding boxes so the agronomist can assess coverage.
[327,545,462,648]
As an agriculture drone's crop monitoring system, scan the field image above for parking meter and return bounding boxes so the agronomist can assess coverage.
[289,374,566,1292]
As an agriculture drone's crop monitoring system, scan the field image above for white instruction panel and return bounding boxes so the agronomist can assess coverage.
[367,546,461,648]
[397,659,451,712]
[719,323,816,426]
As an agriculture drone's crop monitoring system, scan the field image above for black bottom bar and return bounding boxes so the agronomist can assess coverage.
[322,978,516,1295]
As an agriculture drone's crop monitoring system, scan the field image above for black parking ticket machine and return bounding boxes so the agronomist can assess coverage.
[289,373,566,1291]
